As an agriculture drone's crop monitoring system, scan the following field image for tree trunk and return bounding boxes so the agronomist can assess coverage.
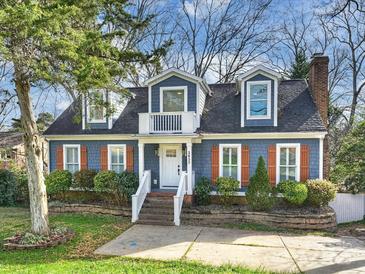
[14,66,49,236]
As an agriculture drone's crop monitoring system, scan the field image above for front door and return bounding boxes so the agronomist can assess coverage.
[160,144,182,189]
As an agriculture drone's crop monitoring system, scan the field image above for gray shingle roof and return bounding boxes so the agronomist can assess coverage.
[44,80,326,136]
[0,132,23,148]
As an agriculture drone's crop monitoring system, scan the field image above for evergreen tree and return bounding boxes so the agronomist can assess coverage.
[332,121,365,193]
[246,156,274,211]
[289,50,310,79]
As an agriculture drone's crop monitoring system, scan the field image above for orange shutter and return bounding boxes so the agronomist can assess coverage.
[126,145,134,172]
[268,145,276,186]
[241,145,250,187]
[211,145,219,185]
[300,144,310,182]
[56,146,63,170]
[100,146,108,171]
[81,145,88,170]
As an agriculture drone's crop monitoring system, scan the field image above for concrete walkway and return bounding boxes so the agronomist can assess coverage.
[95,225,365,273]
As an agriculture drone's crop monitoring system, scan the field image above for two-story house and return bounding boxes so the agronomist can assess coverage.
[44,54,329,225]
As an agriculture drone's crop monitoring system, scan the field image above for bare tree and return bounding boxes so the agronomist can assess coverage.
[320,0,365,128]
[171,0,273,81]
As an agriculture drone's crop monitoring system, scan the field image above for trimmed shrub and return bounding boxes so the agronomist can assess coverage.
[73,169,97,190]
[278,180,308,206]
[246,156,274,211]
[116,171,139,202]
[306,179,337,207]
[45,170,72,197]
[216,176,239,206]
[10,167,29,203]
[94,170,118,193]
[0,169,17,206]
[194,177,211,205]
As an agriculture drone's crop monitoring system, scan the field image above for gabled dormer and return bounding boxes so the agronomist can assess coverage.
[139,68,212,134]
[238,65,281,127]
[82,90,128,130]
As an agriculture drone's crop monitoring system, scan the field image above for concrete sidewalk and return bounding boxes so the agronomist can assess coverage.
[95,225,365,273]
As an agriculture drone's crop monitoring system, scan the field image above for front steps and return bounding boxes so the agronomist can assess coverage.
[136,193,175,226]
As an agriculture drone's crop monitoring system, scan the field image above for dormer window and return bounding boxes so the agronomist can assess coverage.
[247,81,271,119]
[160,86,187,112]
[87,91,106,123]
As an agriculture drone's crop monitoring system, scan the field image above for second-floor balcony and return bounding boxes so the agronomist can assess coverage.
[139,112,198,134]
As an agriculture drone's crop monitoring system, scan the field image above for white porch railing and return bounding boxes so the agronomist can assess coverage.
[131,170,151,223]
[173,171,188,226]
[139,112,197,134]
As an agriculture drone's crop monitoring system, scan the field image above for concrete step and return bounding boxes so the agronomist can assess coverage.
[140,207,174,215]
[145,196,174,203]
[139,213,174,221]
[144,200,174,208]
[147,192,175,198]
[136,219,174,226]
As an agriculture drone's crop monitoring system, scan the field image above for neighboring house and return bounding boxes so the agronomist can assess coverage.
[0,131,49,170]
[44,55,329,225]
[0,132,26,168]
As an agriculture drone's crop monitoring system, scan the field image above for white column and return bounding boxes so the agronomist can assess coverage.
[138,143,145,182]
[186,142,193,195]
[319,137,324,179]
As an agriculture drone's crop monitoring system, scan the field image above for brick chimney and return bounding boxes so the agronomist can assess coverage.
[308,53,329,179]
[308,54,329,127]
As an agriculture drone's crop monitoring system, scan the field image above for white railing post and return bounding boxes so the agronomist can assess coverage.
[186,142,193,195]
[173,172,188,226]
[174,196,180,226]
[131,170,151,223]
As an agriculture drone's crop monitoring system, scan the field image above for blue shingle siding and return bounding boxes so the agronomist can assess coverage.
[192,139,320,182]
[144,144,159,189]
[49,140,138,172]
[243,74,275,127]
[151,76,197,112]
[84,92,109,130]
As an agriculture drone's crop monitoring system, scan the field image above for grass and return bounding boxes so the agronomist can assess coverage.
[0,207,281,274]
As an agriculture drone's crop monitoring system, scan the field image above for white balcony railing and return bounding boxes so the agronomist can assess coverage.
[173,171,188,226]
[139,112,198,134]
[131,170,151,223]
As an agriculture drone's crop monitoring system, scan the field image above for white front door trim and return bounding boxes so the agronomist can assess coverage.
[159,144,183,189]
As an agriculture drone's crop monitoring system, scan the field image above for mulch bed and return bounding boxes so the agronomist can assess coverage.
[3,229,75,251]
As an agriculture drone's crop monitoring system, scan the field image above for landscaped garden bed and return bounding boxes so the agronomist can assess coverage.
[3,226,75,251]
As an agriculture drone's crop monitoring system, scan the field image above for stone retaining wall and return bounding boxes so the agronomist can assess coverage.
[182,206,337,231]
[49,203,131,217]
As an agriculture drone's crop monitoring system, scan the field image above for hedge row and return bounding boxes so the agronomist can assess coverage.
[46,169,138,205]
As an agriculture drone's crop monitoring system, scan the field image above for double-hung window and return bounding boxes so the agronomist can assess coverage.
[108,145,126,173]
[247,81,271,119]
[160,86,187,112]
[219,144,241,182]
[277,144,300,182]
[87,91,106,123]
[64,145,80,173]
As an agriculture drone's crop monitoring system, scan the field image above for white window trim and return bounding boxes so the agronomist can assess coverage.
[87,90,107,123]
[107,144,127,172]
[246,80,272,120]
[276,143,300,183]
[219,144,242,183]
[63,144,81,172]
[159,86,188,113]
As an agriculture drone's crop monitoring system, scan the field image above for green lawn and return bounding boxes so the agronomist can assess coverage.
[0,207,279,274]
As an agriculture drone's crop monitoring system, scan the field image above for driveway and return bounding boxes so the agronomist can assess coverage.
[95,225,365,273]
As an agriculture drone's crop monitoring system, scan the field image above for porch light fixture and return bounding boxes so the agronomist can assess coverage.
[154,147,159,156]
[182,147,187,157]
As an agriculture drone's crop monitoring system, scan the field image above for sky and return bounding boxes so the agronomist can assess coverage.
[0,0,337,129]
